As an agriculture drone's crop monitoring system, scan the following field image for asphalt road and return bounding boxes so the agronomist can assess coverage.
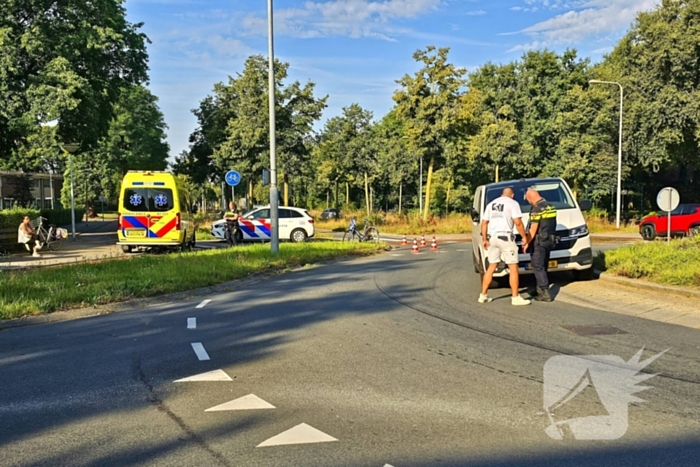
[1,242,699,467]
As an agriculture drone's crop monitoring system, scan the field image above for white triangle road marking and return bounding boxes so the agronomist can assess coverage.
[205,394,276,412]
[187,317,196,329]
[174,369,232,382]
[384,464,395,467]
[257,423,338,447]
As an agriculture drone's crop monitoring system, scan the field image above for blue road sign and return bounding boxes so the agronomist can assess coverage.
[225,170,241,187]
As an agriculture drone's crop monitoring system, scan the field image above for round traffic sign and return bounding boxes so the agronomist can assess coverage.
[225,170,241,187]
[656,187,680,212]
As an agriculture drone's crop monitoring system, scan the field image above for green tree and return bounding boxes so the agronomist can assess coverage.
[0,0,150,167]
[604,0,700,199]
[394,46,467,220]
[212,55,327,206]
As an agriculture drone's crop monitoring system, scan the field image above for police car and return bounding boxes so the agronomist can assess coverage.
[211,206,315,243]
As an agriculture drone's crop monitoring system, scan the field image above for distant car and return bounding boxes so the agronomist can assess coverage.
[639,204,700,240]
[320,208,340,220]
[211,206,315,243]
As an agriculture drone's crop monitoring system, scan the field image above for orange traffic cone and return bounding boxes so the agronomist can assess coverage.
[411,239,420,253]
[420,234,427,247]
[430,236,438,251]
[401,234,407,245]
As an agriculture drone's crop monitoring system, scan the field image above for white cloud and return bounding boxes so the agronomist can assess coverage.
[242,0,442,40]
[466,10,486,16]
[508,0,658,51]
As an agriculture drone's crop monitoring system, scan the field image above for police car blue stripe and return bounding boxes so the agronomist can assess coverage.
[239,224,259,238]
[257,225,271,236]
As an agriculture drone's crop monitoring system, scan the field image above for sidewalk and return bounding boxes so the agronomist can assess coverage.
[0,220,123,270]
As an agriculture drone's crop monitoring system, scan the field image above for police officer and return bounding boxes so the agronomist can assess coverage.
[224,201,240,246]
[523,188,557,302]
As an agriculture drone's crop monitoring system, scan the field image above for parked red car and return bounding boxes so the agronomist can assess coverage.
[639,204,700,240]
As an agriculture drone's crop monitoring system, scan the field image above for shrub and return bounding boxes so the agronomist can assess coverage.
[0,207,85,230]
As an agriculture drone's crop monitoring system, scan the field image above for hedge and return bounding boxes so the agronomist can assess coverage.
[0,207,86,230]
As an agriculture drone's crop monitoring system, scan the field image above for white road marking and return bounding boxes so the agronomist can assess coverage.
[384,464,395,467]
[191,343,210,361]
[187,318,196,329]
[456,249,470,252]
[196,299,211,309]
[390,254,404,257]
[205,394,276,412]
[444,241,458,244]
[257,423,338,447]
[174,369,232,382]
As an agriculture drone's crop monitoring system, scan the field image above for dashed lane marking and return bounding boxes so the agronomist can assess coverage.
[257,423,338,447]
[187,318,196,329]
[390,254,404,257]
[174,369,232,382]
[205,394,276,412]
[456,249,470,252]
[191,343,210,361]
[196,299,212,309]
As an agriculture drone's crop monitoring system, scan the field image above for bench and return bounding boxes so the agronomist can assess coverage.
[0,218,43,256]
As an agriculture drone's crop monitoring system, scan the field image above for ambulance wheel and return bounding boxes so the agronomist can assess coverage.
[190,232,196,249]
[181,233,191,252]
[121,245,132,254]
[291,228,307,243]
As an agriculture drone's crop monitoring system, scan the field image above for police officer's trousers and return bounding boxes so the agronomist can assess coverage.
[531,241,552,289]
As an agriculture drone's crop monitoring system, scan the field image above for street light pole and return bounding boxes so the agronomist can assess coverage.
[590,79,623,229]
[62,145,80,241]
[268,0,279,254]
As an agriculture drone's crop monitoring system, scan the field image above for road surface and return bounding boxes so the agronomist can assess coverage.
[1,242,698,466]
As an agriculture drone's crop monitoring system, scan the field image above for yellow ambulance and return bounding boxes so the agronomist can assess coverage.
[117,171,196,253]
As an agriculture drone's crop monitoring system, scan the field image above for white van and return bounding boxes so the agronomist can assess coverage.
[470,177,594,286]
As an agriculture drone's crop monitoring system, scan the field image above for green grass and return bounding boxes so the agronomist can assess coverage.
[595,237,700,288]
[0,242,380,319]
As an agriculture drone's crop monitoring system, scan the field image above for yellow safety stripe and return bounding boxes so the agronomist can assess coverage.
[531,206,556,222]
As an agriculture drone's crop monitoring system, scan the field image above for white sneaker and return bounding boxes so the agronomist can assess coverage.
[511,295,531,306]
[32,252,41,258]
[478,294,493,304]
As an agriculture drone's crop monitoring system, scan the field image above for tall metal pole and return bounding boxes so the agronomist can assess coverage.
[268,0,279,253]
[69,152,76,241]
[617,85,623,230]
[589,80,623,229]
[419,157,423,217]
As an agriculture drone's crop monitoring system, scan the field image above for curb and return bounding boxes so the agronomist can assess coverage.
[596,270,700,299]
[0,250,386,332]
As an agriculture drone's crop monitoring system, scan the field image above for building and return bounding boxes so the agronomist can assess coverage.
[0,171,64,210]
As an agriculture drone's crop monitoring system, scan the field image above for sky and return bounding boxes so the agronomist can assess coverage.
[123,0,659,160]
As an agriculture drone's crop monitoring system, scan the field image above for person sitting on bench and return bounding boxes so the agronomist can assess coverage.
[18,216,42,257]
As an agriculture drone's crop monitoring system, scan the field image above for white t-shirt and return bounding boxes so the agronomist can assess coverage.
[483,196,523,235]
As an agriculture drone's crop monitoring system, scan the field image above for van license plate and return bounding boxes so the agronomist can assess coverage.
[125,229,146,238]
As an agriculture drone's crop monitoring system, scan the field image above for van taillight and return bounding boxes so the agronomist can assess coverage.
[176,212,181,230]
[118,212,121,228]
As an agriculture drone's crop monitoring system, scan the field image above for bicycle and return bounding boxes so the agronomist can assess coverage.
[35,217,67,251]
[342,218,380,245]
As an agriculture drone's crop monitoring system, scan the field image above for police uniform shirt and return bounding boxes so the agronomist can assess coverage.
[529,199,557,240]
[483,196,523,235]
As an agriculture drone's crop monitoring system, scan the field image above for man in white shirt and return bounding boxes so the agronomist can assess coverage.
[479,187,531,306]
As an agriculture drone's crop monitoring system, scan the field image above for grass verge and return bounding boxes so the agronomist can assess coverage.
[594,237,700,288]
[0,242,380,319]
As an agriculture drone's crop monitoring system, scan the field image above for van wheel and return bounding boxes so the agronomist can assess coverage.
[181,232,191,252]
[291,228,307,243]
[190,232,197,249]
[641,224,656,241]
[121,245,132,254]
[479,270,499,289]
